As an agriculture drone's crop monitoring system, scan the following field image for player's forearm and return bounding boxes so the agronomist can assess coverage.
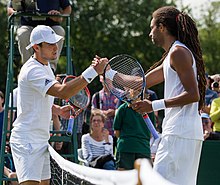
[164,90,200,108]
[145,65,164,88]
[48,76,88,99]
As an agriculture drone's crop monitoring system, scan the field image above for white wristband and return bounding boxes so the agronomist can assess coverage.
[105,69,117,81]
[82,66,98,83]
[152,99,166,111]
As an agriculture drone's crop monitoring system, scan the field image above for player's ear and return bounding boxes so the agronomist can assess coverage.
[32,44,41,52]
[158,23,165,32]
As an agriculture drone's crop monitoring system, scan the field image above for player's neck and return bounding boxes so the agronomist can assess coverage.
[33,54,49,66]
[163,37,176,51]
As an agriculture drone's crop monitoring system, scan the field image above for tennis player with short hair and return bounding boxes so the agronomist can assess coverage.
[131,6,206,185]
[10,25,106,185]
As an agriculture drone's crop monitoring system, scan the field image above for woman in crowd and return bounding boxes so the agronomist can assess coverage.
[81,109,115,170]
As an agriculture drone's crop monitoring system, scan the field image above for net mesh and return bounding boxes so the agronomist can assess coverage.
[49,145,138,185]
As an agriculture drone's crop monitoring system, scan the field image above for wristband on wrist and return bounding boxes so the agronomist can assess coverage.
[82,66,98,83]
[105,69,117,81]
[152,99,166,111]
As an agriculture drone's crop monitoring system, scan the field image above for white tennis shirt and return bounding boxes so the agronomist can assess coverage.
[10,57,58,144]
[162,41,204,140]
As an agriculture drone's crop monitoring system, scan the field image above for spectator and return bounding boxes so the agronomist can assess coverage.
[113,92,151,170]
[209,97,220,140]
[211,81,220,96]
[7,0,72,71]
[203,73,218,114]
[91,75,118,151]
[201,113,212,140]
[81,109,115,170]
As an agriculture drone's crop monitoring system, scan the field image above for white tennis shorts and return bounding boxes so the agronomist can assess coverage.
[10,142,51,183]
[153,135,203,185]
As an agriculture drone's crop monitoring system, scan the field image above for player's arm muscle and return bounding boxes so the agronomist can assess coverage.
[47,76,88,99]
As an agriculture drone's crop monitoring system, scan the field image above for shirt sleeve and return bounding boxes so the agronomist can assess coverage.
[27,66,58,97]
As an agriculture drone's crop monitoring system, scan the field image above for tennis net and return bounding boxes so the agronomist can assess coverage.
[49,145,138,185]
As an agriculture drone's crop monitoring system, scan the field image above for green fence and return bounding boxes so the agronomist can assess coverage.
[197,140,220,185]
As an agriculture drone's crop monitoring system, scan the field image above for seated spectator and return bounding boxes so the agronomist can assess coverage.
[81,109,115,170]
[209,97,220,140]
[7,0,72,71]
[201,113,212,140]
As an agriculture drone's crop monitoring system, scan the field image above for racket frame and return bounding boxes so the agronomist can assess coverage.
[62,75,91,136]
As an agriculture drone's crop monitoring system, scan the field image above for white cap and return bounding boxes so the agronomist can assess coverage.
[26,25,63,50]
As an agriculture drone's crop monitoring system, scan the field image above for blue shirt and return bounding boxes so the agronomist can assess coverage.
[205,88,218,106]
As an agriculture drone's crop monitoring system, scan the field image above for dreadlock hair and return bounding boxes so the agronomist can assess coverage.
[147,6,206,110]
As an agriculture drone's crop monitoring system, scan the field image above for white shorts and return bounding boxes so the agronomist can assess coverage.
[153,135,203,185]
[10,142,51,183]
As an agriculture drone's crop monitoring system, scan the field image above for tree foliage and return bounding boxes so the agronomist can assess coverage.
[0,3,9,93]
[69,0,170,95]
[0,0,219,96]
[198,1,220,75]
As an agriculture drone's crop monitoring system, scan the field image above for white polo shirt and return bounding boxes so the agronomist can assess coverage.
[10,57,58,144]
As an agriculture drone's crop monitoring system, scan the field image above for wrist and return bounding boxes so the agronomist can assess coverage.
[152,99,166,111]
[82,66,98,83]
[105,69,117,81]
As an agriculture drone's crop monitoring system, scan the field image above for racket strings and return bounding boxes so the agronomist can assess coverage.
[69,90,89,109]
[105,56,145,101]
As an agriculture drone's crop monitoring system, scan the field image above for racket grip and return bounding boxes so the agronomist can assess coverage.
[143,114,159,139]
[66,116,74,136]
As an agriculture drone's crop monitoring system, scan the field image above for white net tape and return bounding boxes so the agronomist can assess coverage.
[49,145,138,185]
[49,145,175,185]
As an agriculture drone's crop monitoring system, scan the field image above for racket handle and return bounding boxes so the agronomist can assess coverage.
[143,114,159,139]
[66,116,75,136]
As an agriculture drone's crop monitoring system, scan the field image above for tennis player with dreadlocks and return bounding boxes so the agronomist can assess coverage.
[131,6,206,185]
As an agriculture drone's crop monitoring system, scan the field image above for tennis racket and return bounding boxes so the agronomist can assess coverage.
[62,75,91,136]
[103,54,159,139]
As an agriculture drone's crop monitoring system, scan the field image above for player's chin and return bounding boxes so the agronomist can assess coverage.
[51,55,58,60]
